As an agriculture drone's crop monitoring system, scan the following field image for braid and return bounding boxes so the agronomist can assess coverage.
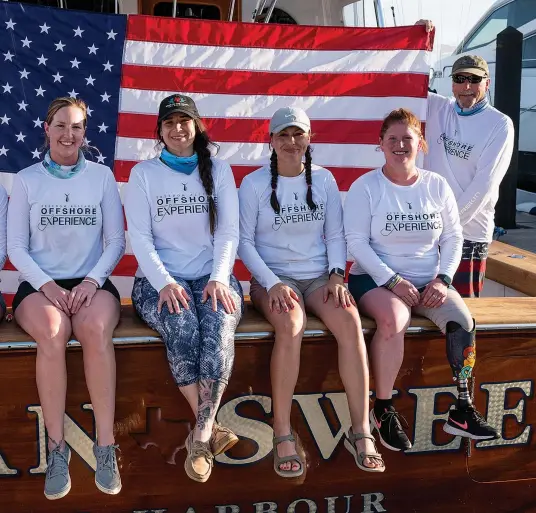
[269,150,281,214]
[194,131,218,235]
[304,146,317,211]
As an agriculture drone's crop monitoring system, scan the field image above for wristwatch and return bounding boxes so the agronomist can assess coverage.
[329,267,345,279]
[436,274,452,286]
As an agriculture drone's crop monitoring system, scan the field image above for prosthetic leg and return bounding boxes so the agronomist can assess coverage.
[443,320,499,440]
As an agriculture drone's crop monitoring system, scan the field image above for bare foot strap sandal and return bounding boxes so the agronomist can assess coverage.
[273,433,304,478]
[344,430,385,473]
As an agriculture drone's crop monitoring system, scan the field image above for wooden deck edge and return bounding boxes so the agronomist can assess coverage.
[2,297,536,350]
[487,240,536,296]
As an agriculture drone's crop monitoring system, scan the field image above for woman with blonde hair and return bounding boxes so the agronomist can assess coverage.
[8,96,125,499]
[344,108,498,453]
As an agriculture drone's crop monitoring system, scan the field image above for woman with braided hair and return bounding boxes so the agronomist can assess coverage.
[125,94,244,483]
[239,107,384,478]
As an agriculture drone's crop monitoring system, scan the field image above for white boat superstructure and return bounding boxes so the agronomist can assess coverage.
[430,0,536,192]
[4,0,378,26]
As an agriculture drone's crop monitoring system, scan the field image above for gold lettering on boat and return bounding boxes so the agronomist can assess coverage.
[477,381,532,448]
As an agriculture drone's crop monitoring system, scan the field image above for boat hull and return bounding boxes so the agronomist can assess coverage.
[1,325,536,512]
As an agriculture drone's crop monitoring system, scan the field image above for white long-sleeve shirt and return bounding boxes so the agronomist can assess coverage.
[238,165,347,291]
[8,160,125,290]
[424,93,514,243]
[344,168,463,288]
[125,157,239,291]
[0,185,8,270]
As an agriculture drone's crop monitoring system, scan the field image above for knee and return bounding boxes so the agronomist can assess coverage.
[74,319,112,351]
[36,324,70,358]
[375,311,409,340]
[333,310,363,343]
[275,315,305,346]
[446,313,474,334]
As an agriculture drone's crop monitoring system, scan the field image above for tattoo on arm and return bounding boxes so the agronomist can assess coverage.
[197,379,225,433]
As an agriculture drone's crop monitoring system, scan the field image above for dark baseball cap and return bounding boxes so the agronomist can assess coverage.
[157,94,200,122]
[451,55,489,77]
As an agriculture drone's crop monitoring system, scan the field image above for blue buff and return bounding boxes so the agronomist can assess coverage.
[454,96,489,117]
[160,148,199,175]
[43,150,86,179]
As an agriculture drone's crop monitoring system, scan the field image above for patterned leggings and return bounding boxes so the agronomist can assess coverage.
[132,275,244,387]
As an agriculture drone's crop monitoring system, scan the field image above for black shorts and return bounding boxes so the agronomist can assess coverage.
[348,273,378,303]
[12,278,121,313]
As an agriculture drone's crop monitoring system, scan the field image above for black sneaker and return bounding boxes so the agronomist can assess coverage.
[443,406,499,440]
[370,406,412,452]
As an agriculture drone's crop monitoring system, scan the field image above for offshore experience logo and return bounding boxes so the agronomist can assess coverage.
[438,133,474,160]
[272,202,325,231]
[38,205,98,231]
[153,194,216,222]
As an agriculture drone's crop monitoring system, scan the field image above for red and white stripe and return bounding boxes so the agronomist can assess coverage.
[1,18,434,302]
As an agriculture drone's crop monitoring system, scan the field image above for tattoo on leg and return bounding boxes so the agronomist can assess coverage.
[196,379,225,434]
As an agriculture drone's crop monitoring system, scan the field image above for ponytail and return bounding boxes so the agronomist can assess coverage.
[194,131,218,234]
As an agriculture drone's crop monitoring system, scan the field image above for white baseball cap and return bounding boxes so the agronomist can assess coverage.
[269,107,311,134]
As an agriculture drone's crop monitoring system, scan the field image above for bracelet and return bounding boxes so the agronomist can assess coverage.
[384,274,402,291]
[390,275,403,290]
[82,278,99,288]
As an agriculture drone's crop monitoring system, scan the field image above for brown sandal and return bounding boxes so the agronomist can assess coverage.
[344,429,385,473]
[273,433,304,478]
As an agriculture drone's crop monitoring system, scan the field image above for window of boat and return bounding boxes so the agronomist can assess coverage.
[153,2,221,19]
[509,0,536,29]
[463,3,510,52]
[6,0,117,12]
[523,34,536,68]
[256,7,297,24]
[463,0,536,53]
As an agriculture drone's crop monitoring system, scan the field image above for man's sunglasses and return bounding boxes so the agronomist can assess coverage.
[452,74,485,84]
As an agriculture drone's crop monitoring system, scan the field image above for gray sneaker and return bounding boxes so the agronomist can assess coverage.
[93,443,122,495]
[44,444,71,500]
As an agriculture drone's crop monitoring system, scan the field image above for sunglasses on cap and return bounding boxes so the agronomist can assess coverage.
[452,74,485,84]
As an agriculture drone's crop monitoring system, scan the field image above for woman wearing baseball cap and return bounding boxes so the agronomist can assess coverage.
[238,107,384,477]
[124,94,244,483]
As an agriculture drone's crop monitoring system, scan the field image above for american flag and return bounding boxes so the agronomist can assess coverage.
[0,2,434,303]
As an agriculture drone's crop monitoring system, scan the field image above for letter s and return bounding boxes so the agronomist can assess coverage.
[215,395,273,465]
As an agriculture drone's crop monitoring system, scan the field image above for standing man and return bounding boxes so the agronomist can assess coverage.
[420,21,515,297]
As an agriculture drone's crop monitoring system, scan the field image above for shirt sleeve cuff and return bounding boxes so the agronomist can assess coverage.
[152,273,177,293]
[86,273,105,288]
[31,274,54,292]
[209,272,230,287]
[262,274,282,292]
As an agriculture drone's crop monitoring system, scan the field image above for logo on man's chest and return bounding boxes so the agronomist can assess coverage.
[438,133,474,160]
